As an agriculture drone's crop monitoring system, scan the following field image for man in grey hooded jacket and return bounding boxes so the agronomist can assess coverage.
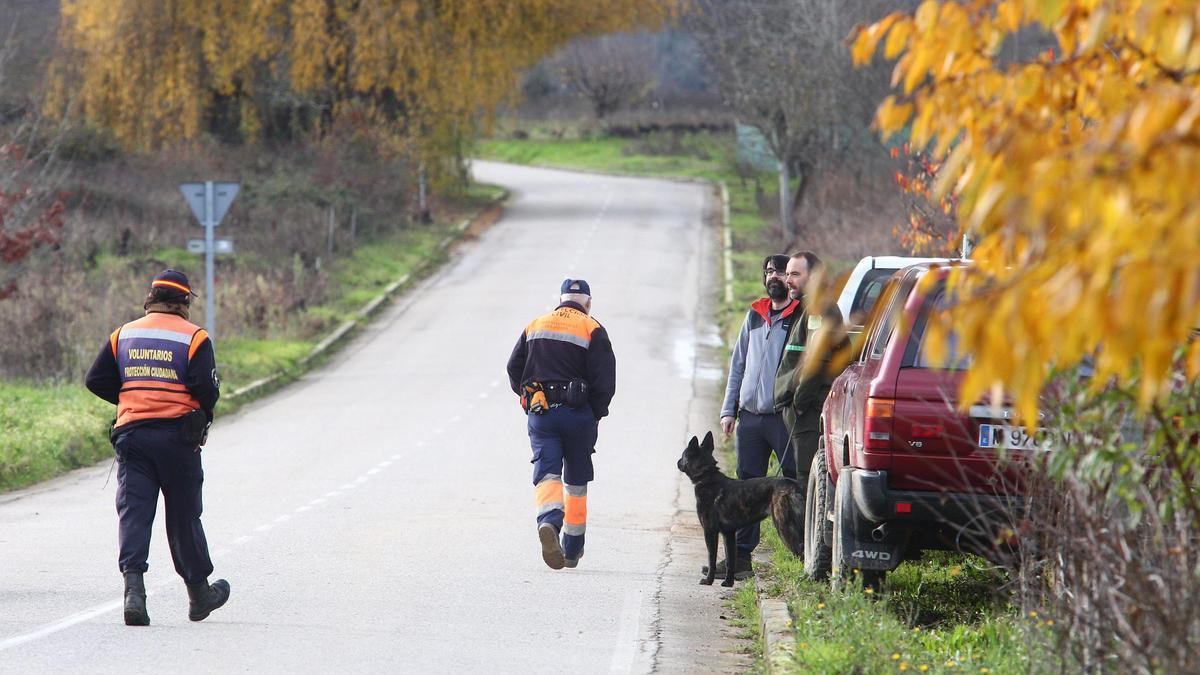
[710,254,800,579]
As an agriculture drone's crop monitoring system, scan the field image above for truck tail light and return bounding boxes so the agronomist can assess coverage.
[864,397,895,450]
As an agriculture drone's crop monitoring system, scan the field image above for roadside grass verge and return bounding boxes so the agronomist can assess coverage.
[479,133,1044,671]
[756,522,1052,674]
[0,382,113,491]
[0,185,504,493]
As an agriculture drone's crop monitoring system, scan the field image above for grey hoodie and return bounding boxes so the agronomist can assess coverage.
[721,297,799,418]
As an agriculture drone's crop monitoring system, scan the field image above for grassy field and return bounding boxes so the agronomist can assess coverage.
[0,382,113,490]
[480,132,1044,673]
[0,184,504,493]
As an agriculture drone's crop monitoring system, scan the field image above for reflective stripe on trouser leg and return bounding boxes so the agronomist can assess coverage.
[562,483,587,559]
[535,473,564,529]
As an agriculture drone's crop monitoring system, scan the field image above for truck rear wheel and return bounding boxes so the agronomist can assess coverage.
[803,441,832,580]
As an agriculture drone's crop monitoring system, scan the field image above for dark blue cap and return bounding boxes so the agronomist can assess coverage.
[151,269,198,297]
[560,278,591,296]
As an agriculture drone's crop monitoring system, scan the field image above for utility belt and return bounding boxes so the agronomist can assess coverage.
[520,380,589,415]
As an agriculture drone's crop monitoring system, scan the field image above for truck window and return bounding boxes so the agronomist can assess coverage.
[904,286,971,369]
[850,268,895,322]
[864,269,916,360]
[860,271,918,362]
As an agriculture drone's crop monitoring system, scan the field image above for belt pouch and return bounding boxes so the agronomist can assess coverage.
[566,379,589,409]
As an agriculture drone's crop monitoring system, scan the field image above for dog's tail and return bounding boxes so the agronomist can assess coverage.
[771,482,806,557]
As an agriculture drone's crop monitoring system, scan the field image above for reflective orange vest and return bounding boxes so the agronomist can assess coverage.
[109,313,207,428]
[525,305,601,352]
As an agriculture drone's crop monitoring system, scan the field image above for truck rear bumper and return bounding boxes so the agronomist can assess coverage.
[849,469,1024,528]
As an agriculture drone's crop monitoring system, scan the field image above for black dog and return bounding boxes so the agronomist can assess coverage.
[677,431,806,587]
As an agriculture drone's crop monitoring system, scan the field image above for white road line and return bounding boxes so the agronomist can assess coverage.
[1,447,417,652]
[0,600,124,652]
[608,590,644,674]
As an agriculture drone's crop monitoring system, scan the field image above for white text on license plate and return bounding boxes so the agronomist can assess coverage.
[978,424,1049,451]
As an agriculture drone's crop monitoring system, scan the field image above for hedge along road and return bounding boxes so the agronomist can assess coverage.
[0,160,749,674]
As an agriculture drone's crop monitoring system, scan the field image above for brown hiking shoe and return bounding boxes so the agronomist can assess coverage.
[538,523,565,570]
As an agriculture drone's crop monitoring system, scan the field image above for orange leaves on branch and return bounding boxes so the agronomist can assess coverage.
[891,144,959,258]
[860,0,1200,419]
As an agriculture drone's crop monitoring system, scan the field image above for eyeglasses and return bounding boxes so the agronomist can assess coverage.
[764,269,785,278]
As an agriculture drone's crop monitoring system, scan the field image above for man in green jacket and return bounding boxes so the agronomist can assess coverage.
[774,251,843,496]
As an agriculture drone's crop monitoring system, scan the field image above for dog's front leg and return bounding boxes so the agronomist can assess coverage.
[701,529,718,585]
[721,530,738,587]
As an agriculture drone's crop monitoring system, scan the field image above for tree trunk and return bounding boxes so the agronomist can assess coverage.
[326,206,336,256]
[416,163,431,224]
[777,158,793,241]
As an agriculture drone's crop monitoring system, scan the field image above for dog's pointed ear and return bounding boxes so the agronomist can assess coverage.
[687,435,699,450]
[701,431,714,452]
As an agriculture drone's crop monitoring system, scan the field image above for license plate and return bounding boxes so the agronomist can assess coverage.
[978,424,1050,451]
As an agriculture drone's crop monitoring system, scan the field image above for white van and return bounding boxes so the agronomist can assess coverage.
[836,256,952,327]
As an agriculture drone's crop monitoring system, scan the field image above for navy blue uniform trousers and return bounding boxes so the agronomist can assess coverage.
[735,411,796,554]
[113,422,213,585]
[530,405,597,560]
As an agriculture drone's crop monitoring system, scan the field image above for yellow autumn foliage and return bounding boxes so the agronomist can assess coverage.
[853,0,1200,421]
[47,0,676,153]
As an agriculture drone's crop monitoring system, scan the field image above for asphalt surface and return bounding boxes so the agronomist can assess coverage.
[0,161,749,673]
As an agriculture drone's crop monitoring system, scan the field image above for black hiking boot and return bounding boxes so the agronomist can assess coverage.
[186,578,230,622]
[701,556,754,580]
[123,572,150,626]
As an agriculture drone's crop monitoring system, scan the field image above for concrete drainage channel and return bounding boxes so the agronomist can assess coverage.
[224,193,505,404]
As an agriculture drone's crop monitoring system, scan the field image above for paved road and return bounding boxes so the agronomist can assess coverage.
[0,161,748,673]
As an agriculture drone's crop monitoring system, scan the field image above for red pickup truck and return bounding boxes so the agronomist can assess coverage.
[803,263,1037,586]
